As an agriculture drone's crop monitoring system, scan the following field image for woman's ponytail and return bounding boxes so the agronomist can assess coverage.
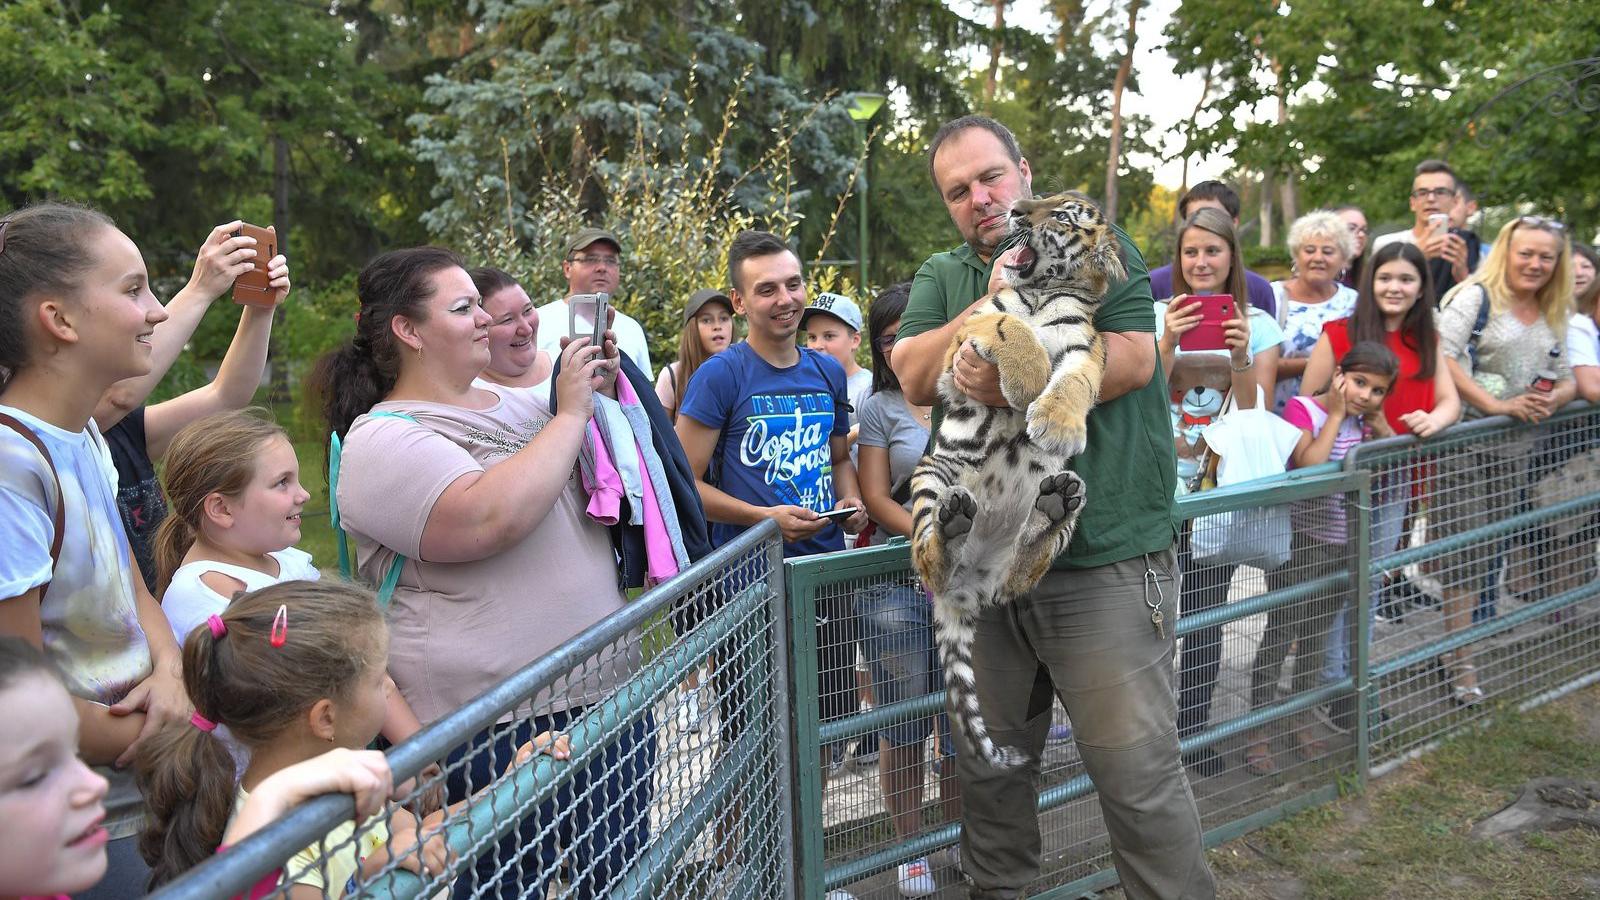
[306,247,464,447]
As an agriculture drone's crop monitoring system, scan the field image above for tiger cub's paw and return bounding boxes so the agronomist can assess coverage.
[1025,396,1090,457]
[938,487,978,540]
[1034,472,1085,523]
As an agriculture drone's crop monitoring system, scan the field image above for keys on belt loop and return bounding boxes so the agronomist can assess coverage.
[1144,560,1167,641]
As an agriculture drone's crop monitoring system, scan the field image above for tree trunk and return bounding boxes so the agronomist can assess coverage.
[1259,169,1275,248]
[984,0,1006,108]
[1272,57,1298,225]
[1103,0,1142,223]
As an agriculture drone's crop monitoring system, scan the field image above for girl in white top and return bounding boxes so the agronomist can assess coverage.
[152,409,320,643]
[0,203,193,871]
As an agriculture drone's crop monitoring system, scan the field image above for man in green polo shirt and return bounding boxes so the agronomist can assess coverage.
[891,115,1212,899]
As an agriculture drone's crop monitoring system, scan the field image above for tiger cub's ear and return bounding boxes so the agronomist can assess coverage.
[1088,224,1127,287]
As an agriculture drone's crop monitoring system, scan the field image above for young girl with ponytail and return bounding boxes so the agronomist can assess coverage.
[153,410,318,640]
[0,202,190,891]
[137,580,566,894]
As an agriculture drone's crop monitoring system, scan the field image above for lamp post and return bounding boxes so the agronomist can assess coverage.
[846,92,886,295]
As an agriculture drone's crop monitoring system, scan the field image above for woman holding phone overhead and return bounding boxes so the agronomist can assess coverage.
[1155,207,1286,775]
[309,247,651,900]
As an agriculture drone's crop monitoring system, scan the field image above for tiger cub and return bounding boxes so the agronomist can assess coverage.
[909,191,1125,769]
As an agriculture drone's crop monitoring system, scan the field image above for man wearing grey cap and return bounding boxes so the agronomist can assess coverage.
[535,227,655,378]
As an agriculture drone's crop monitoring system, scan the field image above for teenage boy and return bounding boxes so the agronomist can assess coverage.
[1372,159,1478,300]
[802,292,875,415]
[675,230,870,772]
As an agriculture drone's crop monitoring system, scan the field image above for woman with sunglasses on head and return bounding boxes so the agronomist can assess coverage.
[1431,215,1576,704]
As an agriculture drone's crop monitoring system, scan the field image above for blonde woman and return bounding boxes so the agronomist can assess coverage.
[1432,216,1576,703]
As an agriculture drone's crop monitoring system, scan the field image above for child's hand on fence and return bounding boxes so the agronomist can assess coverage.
[226,748,395,847]
[385,807,453,880]
[398,762,447,820]
[1366,412,1395,439]
[508,731,572,773]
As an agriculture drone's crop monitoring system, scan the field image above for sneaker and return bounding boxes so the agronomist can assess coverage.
[1047,723,1074,743]
[829,743,847,776]
[896,858,936,898]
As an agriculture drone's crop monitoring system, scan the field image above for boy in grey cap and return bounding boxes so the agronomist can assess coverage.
[802,292,873,416]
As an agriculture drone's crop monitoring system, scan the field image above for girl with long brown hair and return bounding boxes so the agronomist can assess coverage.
[656,287,737,421]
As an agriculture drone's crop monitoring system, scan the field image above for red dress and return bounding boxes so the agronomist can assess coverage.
[1323,318,1435,435]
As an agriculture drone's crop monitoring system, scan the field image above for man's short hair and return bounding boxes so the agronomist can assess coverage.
[1414,159,1457,188]
[1178,181,1241,221]
[1455,179,1477,204]
[727,230,793,293]
[926,115,1023,189]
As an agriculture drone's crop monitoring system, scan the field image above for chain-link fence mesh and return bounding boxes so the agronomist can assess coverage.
[154,406,1600,900]
[153,522,791,900]
[1346,403,1600,772]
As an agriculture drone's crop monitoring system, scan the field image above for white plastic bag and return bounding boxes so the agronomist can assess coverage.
[1189,403,1303,569]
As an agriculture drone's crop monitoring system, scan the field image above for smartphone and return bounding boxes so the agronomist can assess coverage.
[1428,213,1451,242]
[230,223,278,308]
[817,506,860,524]
[567,292,611,346]
[1177,294,1234,352]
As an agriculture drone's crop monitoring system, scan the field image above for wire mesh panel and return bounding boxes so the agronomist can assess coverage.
[153,522,792,900]
[1347,404,1600,771]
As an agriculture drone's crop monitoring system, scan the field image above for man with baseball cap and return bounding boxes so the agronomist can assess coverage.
[802,291,874,416]
[536,227,655,378]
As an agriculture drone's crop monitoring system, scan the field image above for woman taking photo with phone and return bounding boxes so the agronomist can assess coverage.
[310,246,650,899]
[1156,207,1285,775]
[1272,211,1359,410]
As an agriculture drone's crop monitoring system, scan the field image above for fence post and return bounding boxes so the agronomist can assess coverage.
[1352,475,1374,786]
[767,533,799,900]
[785,559,825,900]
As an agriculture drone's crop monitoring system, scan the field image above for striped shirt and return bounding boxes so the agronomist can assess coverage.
[1283,396,1366,543]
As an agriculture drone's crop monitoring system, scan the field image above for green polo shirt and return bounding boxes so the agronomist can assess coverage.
[899,226,1178,569]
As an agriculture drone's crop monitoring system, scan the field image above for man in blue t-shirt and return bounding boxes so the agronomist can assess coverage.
[676,230,869,555]
[676,229,870,769]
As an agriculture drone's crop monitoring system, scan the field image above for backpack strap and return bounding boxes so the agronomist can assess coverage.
[1465,284,1492,370]
[330,412,417,608]
[0,413,64,602]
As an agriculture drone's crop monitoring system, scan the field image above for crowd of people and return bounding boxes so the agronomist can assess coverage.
[1,114,1594,900]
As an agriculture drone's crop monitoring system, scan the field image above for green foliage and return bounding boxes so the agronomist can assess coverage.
[1165,0,1600,237]
[445,75,850,367]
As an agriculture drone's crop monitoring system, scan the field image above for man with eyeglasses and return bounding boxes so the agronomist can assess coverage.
[1372,159,1479,300]
[535,227,654,378]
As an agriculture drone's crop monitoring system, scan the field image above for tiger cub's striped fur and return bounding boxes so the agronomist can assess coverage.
[910,192,1126,769]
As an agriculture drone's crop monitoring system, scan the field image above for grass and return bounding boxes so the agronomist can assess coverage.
[1187,684,1600,900]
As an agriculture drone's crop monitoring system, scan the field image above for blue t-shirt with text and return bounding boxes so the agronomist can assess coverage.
[679,342,850,558]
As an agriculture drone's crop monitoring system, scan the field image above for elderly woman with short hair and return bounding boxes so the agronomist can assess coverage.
[1272,210,1360,409]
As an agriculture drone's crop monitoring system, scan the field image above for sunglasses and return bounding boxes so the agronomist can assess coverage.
[873,331,899,351]
[1517,215,1566,233]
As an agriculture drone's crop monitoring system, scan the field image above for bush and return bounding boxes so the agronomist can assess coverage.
[438,72,865,369]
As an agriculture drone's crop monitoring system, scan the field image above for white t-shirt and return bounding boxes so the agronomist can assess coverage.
[1567,314,1599,371]
[0,405,154,838]
[163,547,321,646]
[534,298,654,380]
[846,368,874,420]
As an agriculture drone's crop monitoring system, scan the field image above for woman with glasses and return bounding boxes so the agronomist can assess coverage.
[1334,206,1369,290]
[1432,216,1576,704]
[1272,211,1359,411]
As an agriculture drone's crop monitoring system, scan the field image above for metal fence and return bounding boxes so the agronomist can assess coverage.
[155,406,1600,900]
[152,520,792,900]
[792,403,1600,899]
